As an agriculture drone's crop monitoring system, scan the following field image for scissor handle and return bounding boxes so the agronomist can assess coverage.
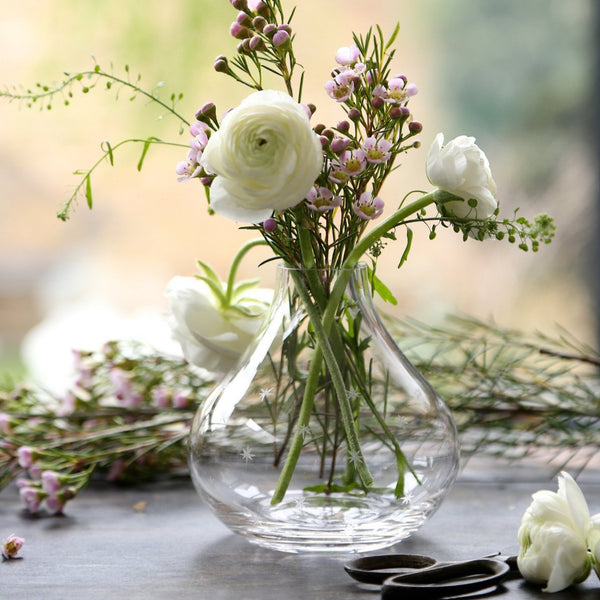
[344,554,437,585]
[381,558,510,599]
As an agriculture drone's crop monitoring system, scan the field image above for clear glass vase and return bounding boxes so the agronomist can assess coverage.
[188,264,460,553]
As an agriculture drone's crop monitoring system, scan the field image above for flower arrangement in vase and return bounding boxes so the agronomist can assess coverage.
[0,0,554,552]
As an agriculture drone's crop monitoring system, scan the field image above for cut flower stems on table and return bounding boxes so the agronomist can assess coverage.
[0,0,564,521]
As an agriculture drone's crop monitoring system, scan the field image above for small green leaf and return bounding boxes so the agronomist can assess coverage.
[102,141,114,166]
[196,260,223,287]
[232,278,261,299]
[194,275,227,307]
[368,268,398,305]
[385,23,401,51]
[137,137,159,171]
[85,174,93,210]
[397,227,413,268]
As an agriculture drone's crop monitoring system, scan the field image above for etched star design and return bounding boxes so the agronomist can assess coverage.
[240,447,255,464]
[297,424,311,440]
[259,387,274,401]
[294,496,306,511]
[345,389,361,401]
[347,449,363,465]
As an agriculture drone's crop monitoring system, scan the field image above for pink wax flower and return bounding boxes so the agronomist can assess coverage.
[325,71,355,103]
[353,192,384,220]
[41,470,62,495]
[0,412,10,435]
[172,391,189,409]
[151,386,171,409]
[338,149,367,176]
[362,137,392,164]
[19,486,44,513]
[305,186,342,212]
[2,534,24,560]
[46,494,66,515]
[385,77,418,104]
[335,44,361,66]
[16,446,34,469]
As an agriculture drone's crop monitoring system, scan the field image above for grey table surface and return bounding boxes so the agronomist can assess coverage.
[1,461,599,600]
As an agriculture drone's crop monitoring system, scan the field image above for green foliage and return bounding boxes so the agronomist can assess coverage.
[393,315,600,472]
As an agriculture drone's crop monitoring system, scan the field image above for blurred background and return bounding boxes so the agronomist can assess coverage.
[0,0,596,391]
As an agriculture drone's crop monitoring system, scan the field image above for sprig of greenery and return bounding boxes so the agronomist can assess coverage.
[57,136,188,221]
[1,62,190,221]
[391,315,600,473]
[0,62,188,122]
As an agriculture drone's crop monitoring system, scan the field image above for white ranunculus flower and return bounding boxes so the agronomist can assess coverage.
[165,276,272,374]
[200,89,323,223]
[590,514,600,579]
[517,472,593,593]
[426,132,498,220]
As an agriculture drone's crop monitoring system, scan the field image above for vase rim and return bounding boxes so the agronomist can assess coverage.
[276,262,368,273]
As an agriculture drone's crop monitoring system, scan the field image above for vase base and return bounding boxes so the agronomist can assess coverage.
[204,492,443,554]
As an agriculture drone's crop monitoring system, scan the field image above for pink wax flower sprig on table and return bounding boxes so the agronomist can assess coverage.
[0,343,213,516]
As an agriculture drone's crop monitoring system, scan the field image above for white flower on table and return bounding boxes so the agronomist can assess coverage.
[517,471,598,593]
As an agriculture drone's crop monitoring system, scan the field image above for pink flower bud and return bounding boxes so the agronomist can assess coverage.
[195,102,217,122]
[172,391,188,409]
[263,217,276,232]
[408,121,423,134]
[272,30,290,47]
[263,23,277,38]
[371,96,385,109]
[229,22,251,40]
[46,495,65,515]
[330,137,350,155]
[237,39,251,54]
[248,0,266,11]
[252,16,267,31]
[249,35,266,52]
[0,412,10,435]
[230,0,247,9]
[236,11,252,27]
[390,106,410,120]
[320,128,334,141]
[336,120,350,133]
[347,108,360,122]
[214,56,229,73]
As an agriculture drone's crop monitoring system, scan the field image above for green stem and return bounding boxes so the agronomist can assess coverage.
[270,193,437,504]
[270,343,322,505]
[225,239,268,304]
[270,271,374,504]
[324,192,437,333]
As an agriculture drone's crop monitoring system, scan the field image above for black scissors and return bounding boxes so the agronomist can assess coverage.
[344,553,518,599]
